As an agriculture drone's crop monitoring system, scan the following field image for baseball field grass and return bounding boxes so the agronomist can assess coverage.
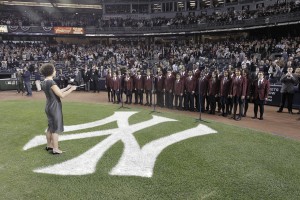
[0,99,300,200]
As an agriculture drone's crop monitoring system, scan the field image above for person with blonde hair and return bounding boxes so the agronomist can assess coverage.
[40,63,77,154]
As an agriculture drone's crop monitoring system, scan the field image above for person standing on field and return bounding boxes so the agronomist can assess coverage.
[40,63,77,154]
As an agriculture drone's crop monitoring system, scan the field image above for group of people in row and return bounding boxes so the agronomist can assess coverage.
[104,64,299,121]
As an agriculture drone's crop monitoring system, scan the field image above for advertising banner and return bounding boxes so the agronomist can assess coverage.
[53,27,84,35]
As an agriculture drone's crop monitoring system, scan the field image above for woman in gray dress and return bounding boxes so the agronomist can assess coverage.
[40,64,77,154]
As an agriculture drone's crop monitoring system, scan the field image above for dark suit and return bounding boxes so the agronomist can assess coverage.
[106,74,112,101]
[164,74,174,108]
[134,75,143,104]
[144,75,153,105]
[208,77,219,114]
[219,76,231,116]
[180,72,188,109]
[155,75,165,107]
[111,77,120,103]
[195,76,208,112]
[243,77,252,116]
[124,76,133,104]
[185,76,196,111]
[174,79,184,109]
[230,76,247,119]
[252,79,270,118]
[278,73,298,113]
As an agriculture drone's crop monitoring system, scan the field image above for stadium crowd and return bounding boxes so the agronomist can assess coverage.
[0,2,299,28]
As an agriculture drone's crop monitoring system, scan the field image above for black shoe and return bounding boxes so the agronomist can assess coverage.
[45,147,53,151]
[289,111,294,114]
[258,117,263,120]
[251,116,257,119]
[277,110,282,113]
[52,151,63,155]
[235,116,241,121]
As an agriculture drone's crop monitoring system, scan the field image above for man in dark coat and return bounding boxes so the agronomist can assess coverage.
[144,70,153,106]
[229,68,247,120]
[184,70,196,111]
[252,71,270,120]
[277,67,299,114]
[164,70,175,109]
[219,70,231,117]
[134,70,144,105]
[155,70,165,107]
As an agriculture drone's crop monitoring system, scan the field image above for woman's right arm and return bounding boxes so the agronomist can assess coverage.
[51,85,77,99]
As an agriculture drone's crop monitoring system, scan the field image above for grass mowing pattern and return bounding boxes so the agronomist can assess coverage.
[0,100,300,199]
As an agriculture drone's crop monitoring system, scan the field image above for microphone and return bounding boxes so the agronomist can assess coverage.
[77,84,86,88]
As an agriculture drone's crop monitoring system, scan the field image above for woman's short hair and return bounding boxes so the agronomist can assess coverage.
[40,63,55,77]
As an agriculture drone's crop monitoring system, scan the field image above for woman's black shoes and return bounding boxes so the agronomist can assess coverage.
[45,147,53,151]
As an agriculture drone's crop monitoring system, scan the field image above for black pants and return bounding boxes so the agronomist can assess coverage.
[227,97,233,115]
[205,95,210,111]
[209,95,216,114]
[254,99,265,118]
[91,79,99,92]
[233,96,244,118]
[279,92,294,112]
[195,94,205,112]
[125,90,132,104]
[156,91,164,107]
[165,91,174,109]
[220,96,229,115]
[107,87,112,101]
[145,90,152,104]
[216,96,221,112]
[185,92,194,111]
[135,89,143,104]
[244,97,250,115]
[174,95,183,109]
[113,90,120,103]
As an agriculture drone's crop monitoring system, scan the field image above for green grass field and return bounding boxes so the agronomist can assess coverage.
[1,99,300,200]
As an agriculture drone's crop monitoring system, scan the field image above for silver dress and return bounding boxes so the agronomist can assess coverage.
[41,80,64,133]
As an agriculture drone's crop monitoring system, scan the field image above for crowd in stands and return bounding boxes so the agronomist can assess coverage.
[1,35,300,79]
[1,2,300,28]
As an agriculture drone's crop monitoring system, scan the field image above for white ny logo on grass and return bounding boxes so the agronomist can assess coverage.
[23,111,217,177]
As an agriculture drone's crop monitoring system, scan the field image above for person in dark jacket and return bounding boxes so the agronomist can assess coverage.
[219,70,231,117]
[83,65,91,92]
[229,68,247,121]
[22,67,32,96]
[277,67,299,114]
[251,71,270,120]
[16,69,24,94]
